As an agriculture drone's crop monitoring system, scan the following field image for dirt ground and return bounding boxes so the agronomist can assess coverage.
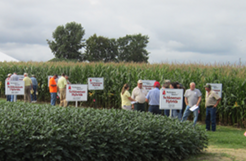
[192,146,246,161]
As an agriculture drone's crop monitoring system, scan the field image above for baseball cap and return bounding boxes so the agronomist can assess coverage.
[24,73,28,76]
[32,74,35,77]
[204,84,211,89]
[138,80,143,84]
[154,81,160,87]
[7,73,11,77]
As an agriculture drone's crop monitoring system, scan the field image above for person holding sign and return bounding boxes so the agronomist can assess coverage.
[146,81,161,114]
[121,84,135,110]
[57,73,68,107]
[131,80,147,112]
[181,82,202,126]
[49,74,58,106]
[205,84,221,131]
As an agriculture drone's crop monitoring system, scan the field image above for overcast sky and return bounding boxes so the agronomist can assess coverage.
[0,0,245,64]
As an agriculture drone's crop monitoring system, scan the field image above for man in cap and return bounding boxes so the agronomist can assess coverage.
[146,81,161,114]
[49,74,58,106]
[181,82,202,126]
[23,73,33,103]
[30,74,38,102]
[5,73,12,101]
[10,72,19,102]
[205,84,221,131]
[131,80,147,111]
[57,73,67,107]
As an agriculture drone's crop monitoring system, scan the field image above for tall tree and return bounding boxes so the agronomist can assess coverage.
[85,34,118,62]
[117,34,149,63]
[47,22,85,60]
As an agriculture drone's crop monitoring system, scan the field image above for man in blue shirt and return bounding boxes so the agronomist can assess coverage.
[30,75,38,102]
[146,81,161,114]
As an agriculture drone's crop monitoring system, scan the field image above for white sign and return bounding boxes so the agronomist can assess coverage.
[66,84,88,101]
[48,75,61,86]
[159,88,183,110]
[88,77,104,90]
[142,80,156,92]
[206,83,222,98]
[5,81,25,95]
[17,75,25,81]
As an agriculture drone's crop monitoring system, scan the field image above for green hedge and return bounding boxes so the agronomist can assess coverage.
[0,101,207,161]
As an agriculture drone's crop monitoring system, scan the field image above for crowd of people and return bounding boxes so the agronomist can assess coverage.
[48,73,70,107]
[5,73,221,131]
[5,73,38,103]
[121,80,221,131]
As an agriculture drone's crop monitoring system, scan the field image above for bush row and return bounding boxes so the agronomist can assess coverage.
[0,101,208,161]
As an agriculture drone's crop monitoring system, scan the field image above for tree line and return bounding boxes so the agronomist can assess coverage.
[47,22,150,63]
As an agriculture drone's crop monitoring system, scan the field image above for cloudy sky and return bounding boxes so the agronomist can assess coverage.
[0,0,245,64]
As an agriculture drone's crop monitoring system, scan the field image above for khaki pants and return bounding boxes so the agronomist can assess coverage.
[24,86,31,103]
[59,88,67,107]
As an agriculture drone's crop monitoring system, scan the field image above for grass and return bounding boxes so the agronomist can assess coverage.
[184,124,246,161]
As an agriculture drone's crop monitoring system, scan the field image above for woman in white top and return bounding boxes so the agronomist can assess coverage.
[120,84,135,110]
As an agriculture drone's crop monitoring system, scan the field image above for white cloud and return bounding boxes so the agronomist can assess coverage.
[0,0,246,63]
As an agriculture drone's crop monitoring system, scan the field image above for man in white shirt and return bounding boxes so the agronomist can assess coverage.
[131,80,147,112]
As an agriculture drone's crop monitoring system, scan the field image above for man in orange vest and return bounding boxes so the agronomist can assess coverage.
[49,74,58,106]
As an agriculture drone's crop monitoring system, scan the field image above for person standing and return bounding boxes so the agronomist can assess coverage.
[205,84,221,131]
[30,75,38,102]
[10,72,19,102]
[5,73,12,101]
[49,74,58,106]
[181,82,202,126]
[121,84,135,110]
[146,81,161,114]
[57,73,67,107]
[131,80,147,112]
[23,73,33,103]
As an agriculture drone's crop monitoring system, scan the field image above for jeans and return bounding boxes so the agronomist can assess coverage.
[148,105,161,114]
[164,110,170,116]
[181,105,199,126]
[172,110,183,120]
[31,85,37,101]
[206,107,217,131]
[50,93,57,106]
[6,95,11,102]
[11,95,17,102]
[134,103,145,112]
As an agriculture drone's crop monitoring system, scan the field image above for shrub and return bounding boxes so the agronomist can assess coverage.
[0,101,207,161]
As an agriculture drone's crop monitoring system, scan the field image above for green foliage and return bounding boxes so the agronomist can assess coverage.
[47,22,85,60]
[48,58,81,62]
[0,101,207,161]
[0,62,246,127]
[118,34,149,63]
[85,34,118,62]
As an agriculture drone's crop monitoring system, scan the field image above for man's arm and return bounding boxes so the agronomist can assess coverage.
[196,96,202,106]
[185,97,188,106]
[145,98,149,103]
[214,98,221,108]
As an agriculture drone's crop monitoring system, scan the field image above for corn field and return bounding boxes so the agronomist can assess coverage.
[0,61,246,127]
